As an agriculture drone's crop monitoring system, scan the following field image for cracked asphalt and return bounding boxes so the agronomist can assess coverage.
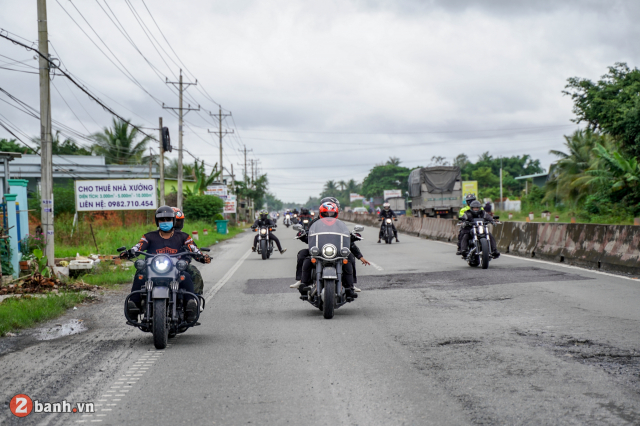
[1,222,640,425]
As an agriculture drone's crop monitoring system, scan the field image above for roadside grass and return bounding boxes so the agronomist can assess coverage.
[496,209,634,225]
[0,292,87,337]
[55,223,246,258]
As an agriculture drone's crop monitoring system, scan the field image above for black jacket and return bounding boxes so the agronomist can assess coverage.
[461,210,494,228]
[252,218,275,228]
[380,209,397,219]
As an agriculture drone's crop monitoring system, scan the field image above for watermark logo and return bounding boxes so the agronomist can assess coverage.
[9,394,94,417]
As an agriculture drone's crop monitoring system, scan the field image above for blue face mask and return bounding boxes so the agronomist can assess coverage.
[159,222,173,232]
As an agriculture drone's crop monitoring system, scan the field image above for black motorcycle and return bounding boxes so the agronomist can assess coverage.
[291,213,299,225]
[118,246,210,349]
[252,224,276,260]
[460,216,500,269]
[379,217,397,244]
[294,219,364,319]
[300,217,311,232]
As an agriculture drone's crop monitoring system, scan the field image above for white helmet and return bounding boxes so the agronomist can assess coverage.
[383,202,390,210]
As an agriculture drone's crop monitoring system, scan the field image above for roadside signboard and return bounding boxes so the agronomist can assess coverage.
[350,193,365,202]
[205,185,227,197]
[75,179,157,212]
[462,181,478,204]
[383,189,402,200]
[223,194,236,214]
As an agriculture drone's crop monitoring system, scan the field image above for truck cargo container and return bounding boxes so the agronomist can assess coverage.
[408,166,462,218]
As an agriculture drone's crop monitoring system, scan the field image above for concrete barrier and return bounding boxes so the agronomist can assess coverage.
[341,212,640,274]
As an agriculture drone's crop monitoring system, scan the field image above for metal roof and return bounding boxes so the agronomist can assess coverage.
[515,172,549,180]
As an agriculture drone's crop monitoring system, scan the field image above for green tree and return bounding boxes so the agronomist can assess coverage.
[264,192,283,211]
[0,138,35,154]
[183,195,224,221]
[564,63,640,156]
[361,164,411,198]
[471,166,499,188]
[91,118,151,164]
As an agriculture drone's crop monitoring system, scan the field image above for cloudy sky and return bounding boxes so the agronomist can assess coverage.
[1,0,639,203]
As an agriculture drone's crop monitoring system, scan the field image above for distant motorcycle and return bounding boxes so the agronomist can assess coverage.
[292,213,299,225]
[301,217,311,232]
[283,213,292,228]
[294,220,364,319]
[119,246,210,349]
[460,216,500,269]
[379,217,397,244]
[252,224,276,260]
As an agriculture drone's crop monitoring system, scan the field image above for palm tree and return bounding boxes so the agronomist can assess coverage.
[193,160,222,194]
[346,179,361,194]
[322,180,337,197]
[91,118,151,165]
[337,180,347,192]
[165,158,196,180]
[387,157,401,166]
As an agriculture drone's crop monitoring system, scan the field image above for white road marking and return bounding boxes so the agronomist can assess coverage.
[205,249,252,303]
[368,261,384,271]
[427,238,640,282]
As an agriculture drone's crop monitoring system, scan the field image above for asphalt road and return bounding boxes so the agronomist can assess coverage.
[2,221,640,425]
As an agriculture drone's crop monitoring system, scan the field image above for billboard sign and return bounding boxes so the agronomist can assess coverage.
[383,189,402,200]
[75,179,157,212]
[224,195,237,214]
[205,185,227,197]
[350,193,365,202]
[462,181,478,204]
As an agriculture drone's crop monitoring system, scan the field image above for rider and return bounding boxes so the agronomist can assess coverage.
[459,200,500,258]
[172,207,210,295]
[457,194,481,255]
[251,209,287,254]
[291,201,370,298]
[378,202,399,243]
[122,206,210,322]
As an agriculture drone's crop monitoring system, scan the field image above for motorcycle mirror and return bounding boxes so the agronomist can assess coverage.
[200,248,211,252]
[117,246,127,252]
[292,224,302,231]
[353,225,365,232]
[493,215,500,220]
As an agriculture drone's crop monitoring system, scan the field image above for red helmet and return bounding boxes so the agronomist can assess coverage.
[319,202,339,218]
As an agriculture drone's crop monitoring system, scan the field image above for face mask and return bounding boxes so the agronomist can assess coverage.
[159,222,173,232]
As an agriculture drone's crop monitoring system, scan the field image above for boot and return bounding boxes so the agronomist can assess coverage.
[377,239,381,243]
[251,246,256,252]
[456,250,462,255]
[280,248,287,254]
[290,280,302,289]
[492,251,501,259]
[185,299,198,322]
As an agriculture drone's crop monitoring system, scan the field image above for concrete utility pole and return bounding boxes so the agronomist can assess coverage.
[158,117,165,205]
[163,69,198,209]
[499,157,503,211]
[38,0,54,266]
[148,148,152,178]
[208,107,233,184]
[238,146,252,182]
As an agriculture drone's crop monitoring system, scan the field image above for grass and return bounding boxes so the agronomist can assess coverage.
[496,209,635,225]
[0,292,87,337]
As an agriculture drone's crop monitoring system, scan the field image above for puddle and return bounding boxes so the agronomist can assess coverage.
[36,319,87,341]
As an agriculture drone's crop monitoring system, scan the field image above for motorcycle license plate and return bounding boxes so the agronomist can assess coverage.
[322,267,338,279]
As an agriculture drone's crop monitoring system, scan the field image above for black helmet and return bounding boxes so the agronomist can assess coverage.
[465,194,477,205]
[155,205,176,226]
[320,197,340,208]
[469,200,482,217]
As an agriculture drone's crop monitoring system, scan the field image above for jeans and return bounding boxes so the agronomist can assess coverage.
[300,253,355,288]
[253,233,283,251]
[461,232,497,253]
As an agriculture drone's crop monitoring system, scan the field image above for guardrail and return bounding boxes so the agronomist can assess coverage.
[341,212,640,274]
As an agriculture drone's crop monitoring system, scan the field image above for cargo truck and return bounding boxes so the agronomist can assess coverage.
[407,166,462,218]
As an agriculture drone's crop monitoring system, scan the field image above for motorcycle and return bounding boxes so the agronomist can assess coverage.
[379,217,397,244]
[252,224,276,260]
[292,213,299,225]
[283,213,292,228]
[459,216,500,269]
[293,219,365,319]
[118,246,210,349]
[300,217,311,232]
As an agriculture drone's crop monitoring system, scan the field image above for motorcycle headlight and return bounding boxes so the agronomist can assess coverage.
[386,218,392,224]
[151,255,172,274]
[340,247,350,257]
[322,244,337,259]
[134,259,146,271]
[260,228,267,235]
[294,214,297,217]
[176,259,188,272]
[310,246,320,256]
[303,219,309,224]
[478,225,485,234]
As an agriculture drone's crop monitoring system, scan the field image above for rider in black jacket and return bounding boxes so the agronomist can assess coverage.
[378,202,399,243]
[459,200,500,258]
[251,209,286,254]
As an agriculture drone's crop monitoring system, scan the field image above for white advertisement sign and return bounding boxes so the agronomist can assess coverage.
[223,196,237,214]
[350,193,365,202]
[205,185,227,197]
[384,189,403,200]
[75,179,157,211]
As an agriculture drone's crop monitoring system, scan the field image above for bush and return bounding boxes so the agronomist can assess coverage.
[183,195,224,222]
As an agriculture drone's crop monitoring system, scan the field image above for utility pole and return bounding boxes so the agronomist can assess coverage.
[208,107,233,185]
[499,157,503,211]
[158,117,165,205]
[148,147,152,178]
[163,69,198,209]
[238,146,252,182]
[38,0,54,266]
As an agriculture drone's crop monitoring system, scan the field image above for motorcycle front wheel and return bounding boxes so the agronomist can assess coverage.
[322,279,335,319]
[260,240,268,260]
[480,238,490,269]
[152,299,168,349]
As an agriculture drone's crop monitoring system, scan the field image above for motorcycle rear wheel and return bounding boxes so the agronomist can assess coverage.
[322,279,335,319]
[480,239,490,269]
[152,299,168,349]
[260,240,268,260]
